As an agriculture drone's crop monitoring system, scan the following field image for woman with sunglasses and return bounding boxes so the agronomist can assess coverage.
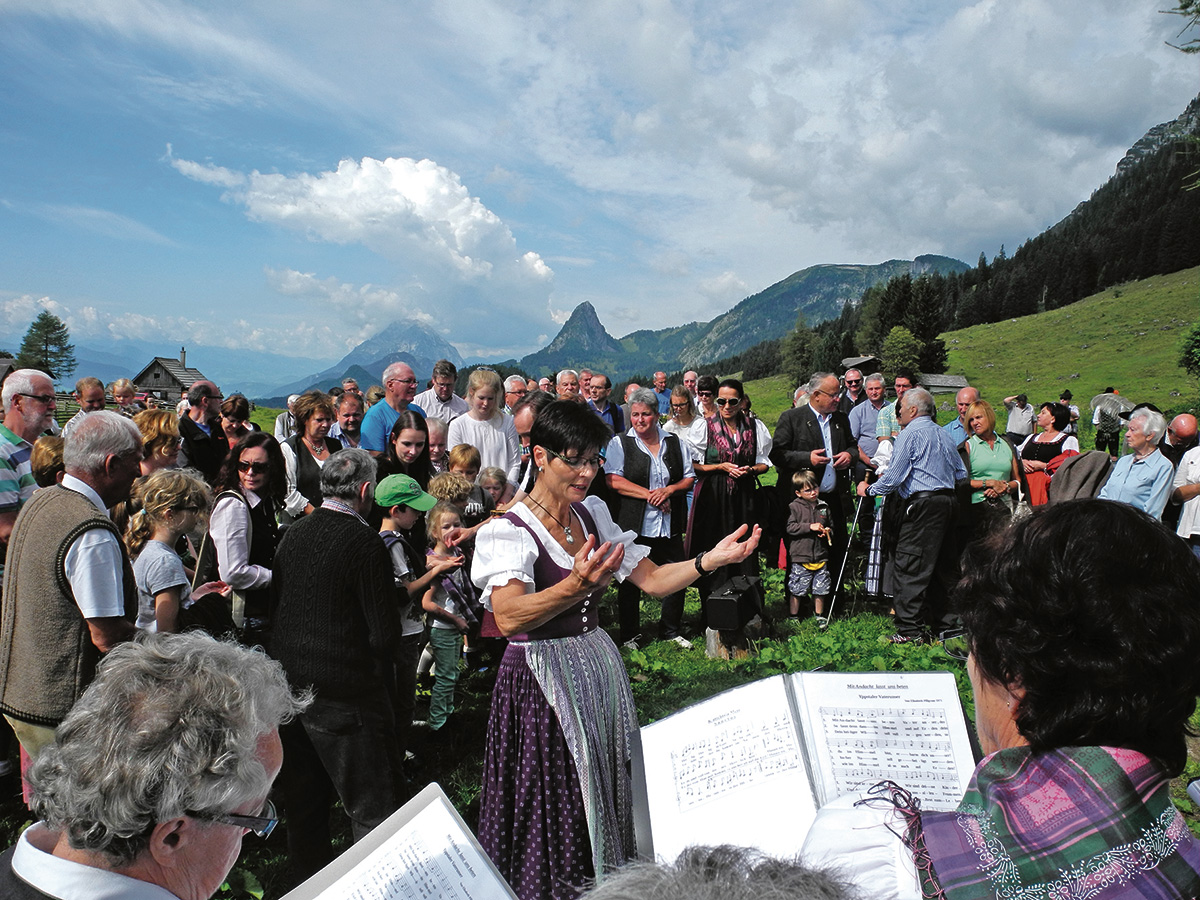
[687,378,771,616]
[474,400,759,900]
[199,432,285,644]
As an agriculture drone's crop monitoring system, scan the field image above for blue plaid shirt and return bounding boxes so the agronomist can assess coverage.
[869,415,966,499]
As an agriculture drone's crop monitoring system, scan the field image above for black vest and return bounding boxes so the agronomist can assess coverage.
[616,433,686,537]
[285,435,340,520]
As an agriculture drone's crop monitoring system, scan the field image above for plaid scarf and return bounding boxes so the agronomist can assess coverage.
[705,414,756,490]
[898,746,1200,900]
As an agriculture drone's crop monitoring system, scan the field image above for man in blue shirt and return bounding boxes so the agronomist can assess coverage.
[942,386,979,448]
[360,362,426,457]
[1098,409,1173,519]
[859,387,967,644]
[652,371,671,415]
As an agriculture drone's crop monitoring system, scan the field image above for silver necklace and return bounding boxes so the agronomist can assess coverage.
[526,494,574,544]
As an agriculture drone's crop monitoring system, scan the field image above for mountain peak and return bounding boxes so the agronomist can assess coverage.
[544,303,623,356]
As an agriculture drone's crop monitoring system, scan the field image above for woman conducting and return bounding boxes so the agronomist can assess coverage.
[605,387,695,648]
[802,498,1200,899]
[472,400,759,900]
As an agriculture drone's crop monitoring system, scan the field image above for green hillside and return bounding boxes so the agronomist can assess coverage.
[941,266,1199,412]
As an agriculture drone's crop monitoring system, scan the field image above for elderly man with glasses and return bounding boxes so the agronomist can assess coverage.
[1,631,307,900]
[360,362,426,458]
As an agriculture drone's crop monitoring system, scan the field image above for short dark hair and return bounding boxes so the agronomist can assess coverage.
[718,377,744,399]
[1039,401,1069,432]
[531,399,612,457]
[512,389,555,420]
[958,499,1200,773]
[696,375,719,395]
[215,432,286,503]
[892,367,915,384]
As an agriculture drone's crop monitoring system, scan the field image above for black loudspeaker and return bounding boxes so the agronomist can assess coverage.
[705,576,761,631]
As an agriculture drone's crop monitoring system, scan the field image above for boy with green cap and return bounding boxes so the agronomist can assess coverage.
[375,474,463,761]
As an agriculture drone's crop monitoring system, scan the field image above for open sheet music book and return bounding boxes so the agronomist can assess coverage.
[281,783,517,900]
[636,671,976,863]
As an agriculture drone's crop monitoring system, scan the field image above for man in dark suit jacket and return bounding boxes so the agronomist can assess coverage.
[770,373,858,564]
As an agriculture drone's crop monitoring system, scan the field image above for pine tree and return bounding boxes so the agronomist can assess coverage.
[16,311,76,379]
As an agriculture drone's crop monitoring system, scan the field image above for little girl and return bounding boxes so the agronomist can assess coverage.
[478,466,510,507]
[421,501,478,734]
[126,469,230,633]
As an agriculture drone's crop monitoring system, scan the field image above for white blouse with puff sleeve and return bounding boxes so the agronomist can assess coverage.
[471,496,650,610]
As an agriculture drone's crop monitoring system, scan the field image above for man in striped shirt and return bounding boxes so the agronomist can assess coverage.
[859,387,966,644]
[0,369,54,571]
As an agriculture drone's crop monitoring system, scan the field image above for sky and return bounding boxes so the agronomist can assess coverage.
[1,0,1197,366]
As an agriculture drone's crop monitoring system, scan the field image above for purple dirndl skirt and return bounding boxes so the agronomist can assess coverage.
[479,631,636,900]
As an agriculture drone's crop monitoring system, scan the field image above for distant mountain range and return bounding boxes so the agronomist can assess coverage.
[254,319,465,405]
[518,255,968,379]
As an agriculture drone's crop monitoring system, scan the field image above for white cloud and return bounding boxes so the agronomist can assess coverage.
[11,201,175,245]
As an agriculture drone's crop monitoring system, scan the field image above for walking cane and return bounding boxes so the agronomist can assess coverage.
[823,493,866,626]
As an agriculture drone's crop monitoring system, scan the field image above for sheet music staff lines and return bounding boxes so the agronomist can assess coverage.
[668,713,802,810]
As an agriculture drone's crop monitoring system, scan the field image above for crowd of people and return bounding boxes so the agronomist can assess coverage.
[0,358,1197,900]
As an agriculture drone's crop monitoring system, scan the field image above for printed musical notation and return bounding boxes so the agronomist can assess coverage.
[818,705,961,806]
[669,712,802,811]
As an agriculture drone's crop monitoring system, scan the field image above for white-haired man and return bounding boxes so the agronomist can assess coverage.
[503,374,528,414]
[0,370,56,567]
[0,411,141,759]
[274,394,300,442]
[360,362,426,457]
[1098,409,1173,519]
[1,631,306,900]
[858,388,966,644]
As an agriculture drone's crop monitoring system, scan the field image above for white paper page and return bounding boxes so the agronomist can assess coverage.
[282,784,515,900]
[640,675,818,863]
[791,671,975,810]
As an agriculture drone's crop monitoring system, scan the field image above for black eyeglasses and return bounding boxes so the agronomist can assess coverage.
[188,798,278,838]
[238,461,270,474]
[545,448,601,470]
[18,393,56,404]
[670,402,689,409]
[714,397,741,407]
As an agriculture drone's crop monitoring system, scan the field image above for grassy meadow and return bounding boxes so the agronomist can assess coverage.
[941,266,1199,413]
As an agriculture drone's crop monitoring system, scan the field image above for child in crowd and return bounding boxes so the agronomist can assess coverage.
[478,466,511,507]
[422,501,477,735]
[447,443,495,527]
[126,468,230,633]
[427,417,450,473]
[785,470,832,625]
[376,474,460,760]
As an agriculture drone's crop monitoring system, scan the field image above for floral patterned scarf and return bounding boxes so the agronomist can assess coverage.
[705,414,756,490]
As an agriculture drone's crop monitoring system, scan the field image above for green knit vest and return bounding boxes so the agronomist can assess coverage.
[0,485,137,726]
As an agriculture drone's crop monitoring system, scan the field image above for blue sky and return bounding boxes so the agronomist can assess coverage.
[1,0,1196,365]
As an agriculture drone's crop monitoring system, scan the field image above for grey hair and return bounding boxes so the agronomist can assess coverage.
[425,415,449,437]
[806,372,835,395]
[1131,410,1166,444]
[583,845,853,900]
[63,410,142,477]
[628,387,660,413]
[1,368,51,413]
[29,632,310,868]
[844,368,862,379]
[865,372,885,387]
[903,386,936,418]
[504,374,527,392]
[320,447,377,501]
[557,368,579,385]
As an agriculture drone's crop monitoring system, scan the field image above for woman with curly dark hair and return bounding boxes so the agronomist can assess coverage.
[196,431,286,644]
[803,498,1200,899]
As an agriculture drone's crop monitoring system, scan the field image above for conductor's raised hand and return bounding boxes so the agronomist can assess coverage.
[566,535,625,599]
[704,523,762,569]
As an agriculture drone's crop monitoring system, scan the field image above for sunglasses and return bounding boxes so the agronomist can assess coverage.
[845,379,862,386]
[545,448,602,470]
[237,461,270,474]
[714,397,741,407]
[188,798,279,839]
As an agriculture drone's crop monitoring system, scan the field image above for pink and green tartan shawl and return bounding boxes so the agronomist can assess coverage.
[893,746,1200,900]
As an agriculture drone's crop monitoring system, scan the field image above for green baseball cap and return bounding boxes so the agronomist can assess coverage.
[375,474,437,511]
